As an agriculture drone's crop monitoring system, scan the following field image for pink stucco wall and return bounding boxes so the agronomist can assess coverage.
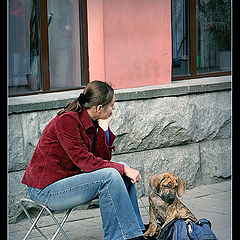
[87,0,172,89]
[87,0,105,81]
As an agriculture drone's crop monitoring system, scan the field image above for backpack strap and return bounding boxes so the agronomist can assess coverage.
[196,218,212,229]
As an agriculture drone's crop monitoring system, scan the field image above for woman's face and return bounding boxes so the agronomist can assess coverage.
[98,94,115,120]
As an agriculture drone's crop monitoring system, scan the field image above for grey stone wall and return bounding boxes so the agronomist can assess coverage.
[8,77,231,223]
[110,91,231,195]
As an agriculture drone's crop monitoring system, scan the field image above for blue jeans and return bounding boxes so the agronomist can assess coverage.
[28,166,145,240]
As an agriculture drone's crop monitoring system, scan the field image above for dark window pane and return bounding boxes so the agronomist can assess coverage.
[47,0,82,90]
[8,0,42,95]
[196,0,231,73]
[172,0,190,77]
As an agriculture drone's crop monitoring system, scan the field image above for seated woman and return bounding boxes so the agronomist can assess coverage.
[22,80,145,240]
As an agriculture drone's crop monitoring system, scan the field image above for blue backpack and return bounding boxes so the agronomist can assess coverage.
[158,218,218,240]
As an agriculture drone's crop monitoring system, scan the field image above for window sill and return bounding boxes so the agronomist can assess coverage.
[8,76,231,114]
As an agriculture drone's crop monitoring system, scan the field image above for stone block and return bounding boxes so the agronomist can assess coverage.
[110,91,231,155]
[111,96,194,154]
[112,153,146,197]
[8,170,29,223]
[21,112,39,168]
[37,109,59,135]
[143,143,200,192]
[8,109,59,172]
[200,138,231,184]
[112,143,200,195]
[189,91,231,142]
[8,114,24,172]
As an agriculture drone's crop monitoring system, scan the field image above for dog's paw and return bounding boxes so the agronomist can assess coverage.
[143,234,157,240]
[143,229,157,239]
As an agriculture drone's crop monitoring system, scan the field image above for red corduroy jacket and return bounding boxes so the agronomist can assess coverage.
[21,109,124,188]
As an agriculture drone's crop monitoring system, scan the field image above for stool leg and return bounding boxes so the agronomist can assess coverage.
[21,206,50,240]
[43,207,72,240]
[20,199,72,240]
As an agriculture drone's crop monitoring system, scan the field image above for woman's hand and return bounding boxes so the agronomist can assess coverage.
[124,165,141,183]
[98,112,113,131]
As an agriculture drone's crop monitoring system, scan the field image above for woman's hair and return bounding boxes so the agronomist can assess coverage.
[57,81,114,116]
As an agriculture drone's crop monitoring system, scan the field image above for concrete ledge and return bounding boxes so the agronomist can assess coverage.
[115,75,231,101]
[8,75,231,114]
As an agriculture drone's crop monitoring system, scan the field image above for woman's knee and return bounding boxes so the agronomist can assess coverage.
[104,167,122,179]
[100,168,125,187]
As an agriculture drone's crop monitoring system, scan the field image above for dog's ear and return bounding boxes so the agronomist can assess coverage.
[176,176,186,197]
[149,173,168,192]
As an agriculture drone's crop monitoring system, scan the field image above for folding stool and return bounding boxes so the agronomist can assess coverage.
[20,198,73,240]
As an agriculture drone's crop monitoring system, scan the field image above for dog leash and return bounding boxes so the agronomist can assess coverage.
[152,190,162,198]
[139,185,163,228]
[139,195,162,228]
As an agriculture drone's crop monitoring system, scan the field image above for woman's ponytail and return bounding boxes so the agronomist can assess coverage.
[57,81,114,116]
[57,99,82,116]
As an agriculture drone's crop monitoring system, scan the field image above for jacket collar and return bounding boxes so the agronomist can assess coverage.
[79,108,97,130]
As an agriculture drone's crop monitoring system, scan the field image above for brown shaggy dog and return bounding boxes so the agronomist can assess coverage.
[143,172,197,239]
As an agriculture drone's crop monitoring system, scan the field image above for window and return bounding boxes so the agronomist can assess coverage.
[172,0,190,76]
[196,0,231,73]
[8,0,88,96]
[9,0,41,94]
[172,0,231,79]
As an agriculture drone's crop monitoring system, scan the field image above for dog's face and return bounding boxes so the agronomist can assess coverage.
[149,172,186,204]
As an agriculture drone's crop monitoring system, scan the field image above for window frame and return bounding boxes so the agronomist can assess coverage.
[8,0,89,97]
[171,0,231,81]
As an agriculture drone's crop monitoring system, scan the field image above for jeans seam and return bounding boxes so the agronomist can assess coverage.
[104,180,125,240]
[47,180,103,196]
[104,181,142,240]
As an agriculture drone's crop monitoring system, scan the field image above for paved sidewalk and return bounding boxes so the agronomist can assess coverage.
[8,180,231,240]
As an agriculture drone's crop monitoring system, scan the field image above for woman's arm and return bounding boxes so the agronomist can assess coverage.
[93,127,116,160]
[124,165,141,183]
[95,114,115,159]
[98,114,141,183]
[55,114,124,175]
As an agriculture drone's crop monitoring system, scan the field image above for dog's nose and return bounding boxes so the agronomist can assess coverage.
[161,193,175,203]
[167,195,175,204]
[169,194,175,201]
